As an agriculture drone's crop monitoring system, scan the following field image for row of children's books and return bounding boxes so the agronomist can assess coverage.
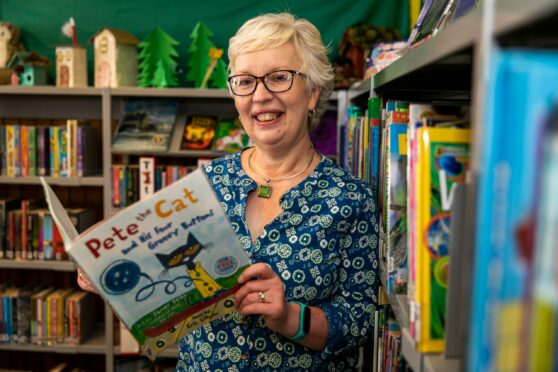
[111,159,207,209]
[340,96,470,354]
[0,284,96,346]
[111,98,251,154]
[372,287,404,372]
[468,50,558,372]
[0,197,95,261]
[0,120,101,178]
[341,48,558,371]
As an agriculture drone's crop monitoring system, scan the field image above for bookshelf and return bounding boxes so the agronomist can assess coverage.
[344,1,558,371]
[0,83,340,371]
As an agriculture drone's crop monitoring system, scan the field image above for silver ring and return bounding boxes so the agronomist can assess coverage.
[258,291,265,303]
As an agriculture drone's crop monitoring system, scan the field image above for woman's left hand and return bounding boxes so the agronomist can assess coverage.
[234,262,296,336]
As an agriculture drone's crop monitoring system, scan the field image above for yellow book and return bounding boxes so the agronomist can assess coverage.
[415,127,470,352]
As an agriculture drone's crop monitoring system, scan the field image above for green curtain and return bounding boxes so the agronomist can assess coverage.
[0,0,409,85]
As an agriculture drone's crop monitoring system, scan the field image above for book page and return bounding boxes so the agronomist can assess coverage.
[40,177,78,248]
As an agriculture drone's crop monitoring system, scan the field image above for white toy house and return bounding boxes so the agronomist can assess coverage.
[92,29,139,87]
[55,46,87,87]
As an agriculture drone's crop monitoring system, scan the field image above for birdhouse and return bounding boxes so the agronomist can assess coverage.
[7,51,50,86]
[56,46,87,87]
[92,29,139,88]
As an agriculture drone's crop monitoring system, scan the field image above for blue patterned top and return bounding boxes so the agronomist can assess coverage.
[176,151,379,371]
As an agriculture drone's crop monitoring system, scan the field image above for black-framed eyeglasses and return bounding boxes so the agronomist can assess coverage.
[228,69,306,96]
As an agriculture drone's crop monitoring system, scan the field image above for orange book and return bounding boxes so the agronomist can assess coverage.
[21,126,29,176]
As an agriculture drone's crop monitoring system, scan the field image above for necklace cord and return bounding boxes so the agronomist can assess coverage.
[248,145,315,184]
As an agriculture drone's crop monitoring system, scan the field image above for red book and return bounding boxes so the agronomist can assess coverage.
[52,224,66,260]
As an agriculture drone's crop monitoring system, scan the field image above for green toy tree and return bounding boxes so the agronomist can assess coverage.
[209,58,228,89]
[186,22,227,89]
[138,27,179,88]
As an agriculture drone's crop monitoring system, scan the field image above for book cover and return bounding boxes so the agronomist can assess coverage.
[180,115,217,151]
[40,169,251,359]
[415,126,470,352]
[469,50,558,372]
[386,121,408,295]
[112,99,179,152]
[529,102,558,371]
[212,117,249,153]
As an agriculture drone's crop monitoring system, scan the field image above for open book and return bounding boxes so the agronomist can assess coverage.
[40,169,251,359]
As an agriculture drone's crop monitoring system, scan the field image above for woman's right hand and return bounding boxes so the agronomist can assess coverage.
[77,267,99,294]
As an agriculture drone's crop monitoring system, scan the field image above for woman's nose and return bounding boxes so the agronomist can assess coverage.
[252,80,274,102]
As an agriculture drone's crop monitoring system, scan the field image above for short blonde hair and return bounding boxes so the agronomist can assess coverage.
[228,13,334,130]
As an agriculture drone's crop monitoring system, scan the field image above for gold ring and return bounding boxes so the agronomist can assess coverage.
[258,291,265,303]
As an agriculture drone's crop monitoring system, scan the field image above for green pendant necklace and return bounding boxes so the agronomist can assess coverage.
[248,146,315,198]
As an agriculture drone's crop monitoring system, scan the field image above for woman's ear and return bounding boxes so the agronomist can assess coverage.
[308,86,321,111]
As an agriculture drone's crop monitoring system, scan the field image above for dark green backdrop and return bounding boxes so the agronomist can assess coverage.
[0,0,409,86]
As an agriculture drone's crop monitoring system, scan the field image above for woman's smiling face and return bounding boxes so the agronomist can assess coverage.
[231,42,320,151]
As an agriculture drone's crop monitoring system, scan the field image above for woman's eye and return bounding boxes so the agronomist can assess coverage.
[237,77,255,87]
[268,73,289,83]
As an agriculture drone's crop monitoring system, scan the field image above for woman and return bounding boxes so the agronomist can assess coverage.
[78,12,378,371]
[184,13,379,371]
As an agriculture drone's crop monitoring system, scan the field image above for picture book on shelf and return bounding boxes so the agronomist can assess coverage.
[414,126,470,353]
[112,99,180,152]
[40,169,251,359]
[180,115,217,151]
[212,117,250,153]
[469,50,558,372]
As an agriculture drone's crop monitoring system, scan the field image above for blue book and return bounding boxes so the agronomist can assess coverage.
[468,50,558,372]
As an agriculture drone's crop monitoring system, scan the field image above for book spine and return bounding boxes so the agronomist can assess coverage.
[58,127,68,177]
[49,127,59,177]
[77,126,83,177]
[139,157,155,200]
[6,125,15,177]
[28,126,37,177]
[21,201,28,261]
[42,214,53,260]
[0,126,5,176]
[13,125,21,177]
[21,126,28,177]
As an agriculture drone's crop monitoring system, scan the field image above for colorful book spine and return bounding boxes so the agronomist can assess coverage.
[58,127,68,177]
[49,127,59,177]
[21,126,29,177]
[76,126,83,176]
[27,126,37,177]
[386,120,408,295]
[37,126,48,176]
[0,126,6,176]
[6,125,15,177]
[13,125,21,177]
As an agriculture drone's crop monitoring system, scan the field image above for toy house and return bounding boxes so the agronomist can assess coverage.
[55,46,87,87]
[7,51,50,86]
[92,28,139,87]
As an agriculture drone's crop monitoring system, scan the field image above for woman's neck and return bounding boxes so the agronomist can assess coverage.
[250,140,315,180]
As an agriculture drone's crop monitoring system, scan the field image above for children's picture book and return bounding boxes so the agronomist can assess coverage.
[469,50,558,372]
[40,169,251,359]
[180,115,217,151]
[212,117,250,153]
[415,126,470,353]
[112,99,180,152]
